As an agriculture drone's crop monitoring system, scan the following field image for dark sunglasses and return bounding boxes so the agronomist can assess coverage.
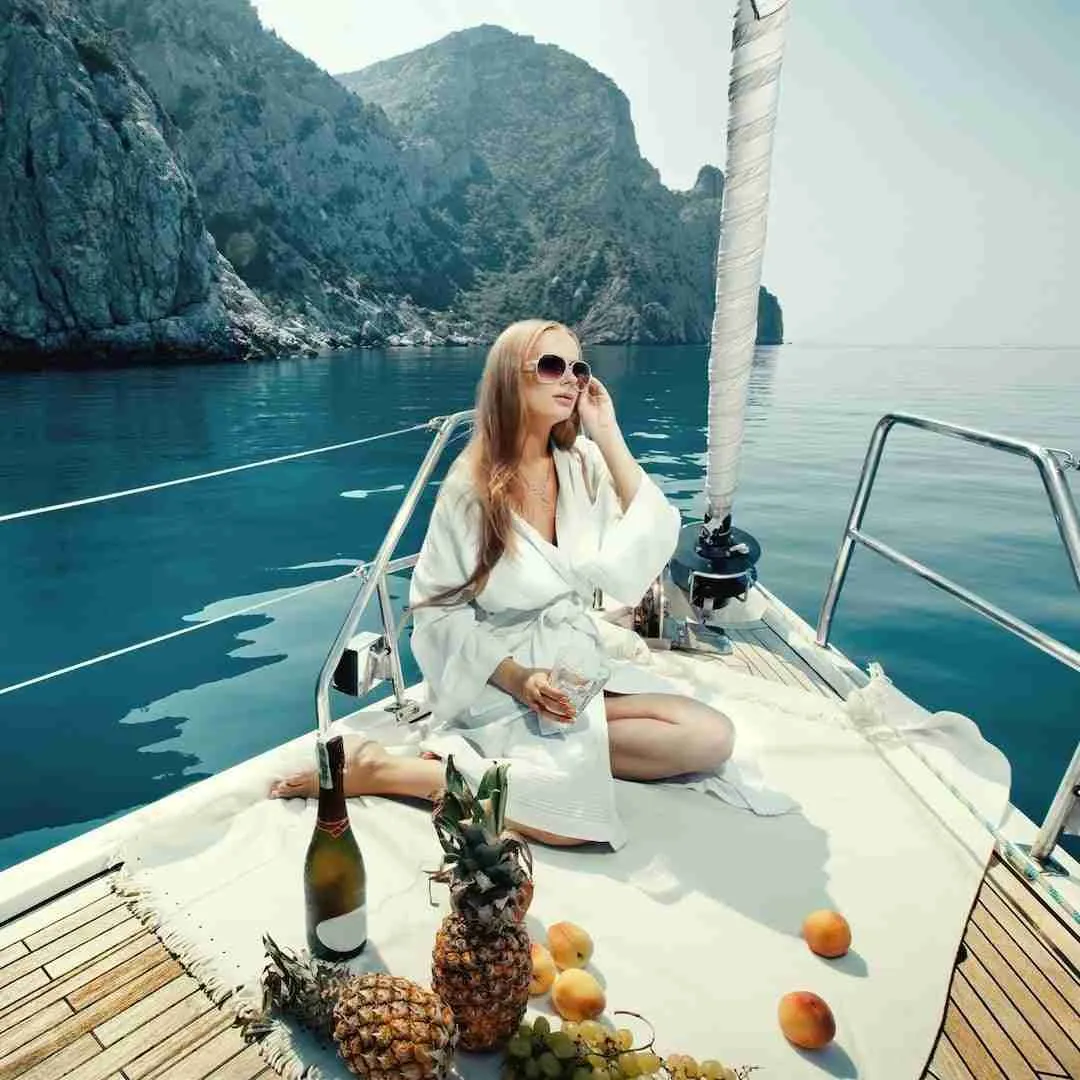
[526,354,592,388]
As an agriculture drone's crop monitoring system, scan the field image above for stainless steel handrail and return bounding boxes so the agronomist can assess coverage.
[314,411,476,734]
[816,411,1080,863]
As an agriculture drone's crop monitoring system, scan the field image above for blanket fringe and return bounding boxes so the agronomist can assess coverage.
[111,873,237,1006]
[256,1020,323,1080]
[110,873,324,1080]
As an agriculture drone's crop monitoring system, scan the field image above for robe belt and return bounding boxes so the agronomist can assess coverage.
[477,592,602,651]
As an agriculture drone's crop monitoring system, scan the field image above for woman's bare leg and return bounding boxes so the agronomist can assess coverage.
[604,693,734,780]
[270,741,443,801]
[269,739,585,847]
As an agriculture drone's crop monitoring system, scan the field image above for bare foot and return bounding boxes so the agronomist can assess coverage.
[269,738,391,799]
[270,742,586,845]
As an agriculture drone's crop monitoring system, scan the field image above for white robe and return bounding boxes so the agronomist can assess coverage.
[409,435,682,846]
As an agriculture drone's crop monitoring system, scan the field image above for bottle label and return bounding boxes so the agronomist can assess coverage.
[316,905,367,952]
[316,739,332,790]
[315,816,350,838]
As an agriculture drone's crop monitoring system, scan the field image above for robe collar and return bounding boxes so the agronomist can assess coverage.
[509,446,589,595]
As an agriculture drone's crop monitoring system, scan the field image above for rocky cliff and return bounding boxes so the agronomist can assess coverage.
[89,0,476,348]
[0,0,298,364]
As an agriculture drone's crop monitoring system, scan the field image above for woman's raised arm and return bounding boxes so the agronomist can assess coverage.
[577,378,641,511]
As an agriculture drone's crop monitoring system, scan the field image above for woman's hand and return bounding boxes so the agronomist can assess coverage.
[577,378,619,441]
[490,658,576,722]
[514,667,577,723]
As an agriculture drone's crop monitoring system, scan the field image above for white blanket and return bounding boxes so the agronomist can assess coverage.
[113,656,1009,1080]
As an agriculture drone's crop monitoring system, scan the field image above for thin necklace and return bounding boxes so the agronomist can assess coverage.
[521,458,556,509]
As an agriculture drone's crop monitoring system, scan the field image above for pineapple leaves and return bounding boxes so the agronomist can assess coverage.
[444,755,469,799]
[429,755,531,924]
[475,762,509,835]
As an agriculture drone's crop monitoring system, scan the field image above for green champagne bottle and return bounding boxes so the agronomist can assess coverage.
[304,734,367,960]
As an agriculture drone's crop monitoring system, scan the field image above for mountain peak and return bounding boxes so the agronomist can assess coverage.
[334,20,780,344]
[338,30,735,342]
[444,24,528,45]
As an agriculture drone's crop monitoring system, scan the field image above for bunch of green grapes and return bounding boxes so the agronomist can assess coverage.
[503,1016,590,1080]
[504,1018,752,1080]
[664,1053,745,1080]
[566,1019,662,1080]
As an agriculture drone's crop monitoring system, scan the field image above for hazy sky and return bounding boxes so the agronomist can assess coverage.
[252,0,1079,346]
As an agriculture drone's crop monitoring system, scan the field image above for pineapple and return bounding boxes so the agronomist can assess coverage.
[429,757,534,1052]
[244,934,457,1080]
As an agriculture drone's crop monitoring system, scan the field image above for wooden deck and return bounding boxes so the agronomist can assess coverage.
[0,876,269,1080]
[0,622,1076,1078]
[924,858,1080,1080]
[703,623,839,698]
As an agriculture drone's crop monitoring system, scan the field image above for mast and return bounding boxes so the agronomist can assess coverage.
[671,0,790,618]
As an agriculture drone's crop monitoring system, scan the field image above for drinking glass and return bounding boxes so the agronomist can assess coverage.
[548,644,612,719]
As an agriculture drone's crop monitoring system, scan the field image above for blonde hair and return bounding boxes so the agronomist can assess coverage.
[424,319,582,606]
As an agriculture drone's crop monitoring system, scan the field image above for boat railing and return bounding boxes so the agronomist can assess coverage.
[816,411,1080,864]
[313,409,476,731]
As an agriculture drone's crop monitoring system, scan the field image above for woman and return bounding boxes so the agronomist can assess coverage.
[272,319,734,846]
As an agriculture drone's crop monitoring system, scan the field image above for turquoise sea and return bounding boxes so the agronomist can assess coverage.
[0,343,1076,869]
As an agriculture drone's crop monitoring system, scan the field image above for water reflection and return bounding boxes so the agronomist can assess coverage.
[748,344,780,415]
[0,564,407,861]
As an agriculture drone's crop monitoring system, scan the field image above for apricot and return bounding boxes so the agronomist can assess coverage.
[548,921,594,969]
[778,991,836,1049]
[530,942,557,995]
[802,910,852,958]
[551,968,606,1022]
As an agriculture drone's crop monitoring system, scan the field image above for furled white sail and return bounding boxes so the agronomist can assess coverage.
[706,0,790,525]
